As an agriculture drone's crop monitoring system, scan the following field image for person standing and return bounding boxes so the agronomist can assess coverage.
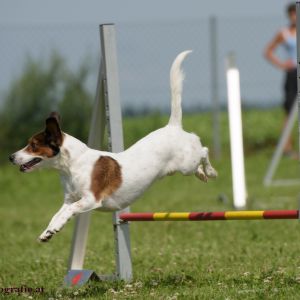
[264,3,297,157]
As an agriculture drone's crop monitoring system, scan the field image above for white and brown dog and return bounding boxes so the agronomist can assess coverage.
[9,51,217,242]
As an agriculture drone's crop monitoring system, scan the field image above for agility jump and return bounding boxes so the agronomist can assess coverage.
[64,8,300,284]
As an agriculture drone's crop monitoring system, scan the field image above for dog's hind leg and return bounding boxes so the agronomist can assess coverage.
[195,165,208,182]
[200,147,217,179]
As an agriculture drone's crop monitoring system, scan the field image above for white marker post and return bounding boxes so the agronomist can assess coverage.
[225,53,247,209]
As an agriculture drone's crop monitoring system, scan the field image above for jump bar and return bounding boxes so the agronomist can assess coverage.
[119,210,299,221]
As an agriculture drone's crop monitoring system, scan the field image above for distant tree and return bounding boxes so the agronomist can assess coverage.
[58,61,92,142]
[0,53,92,162]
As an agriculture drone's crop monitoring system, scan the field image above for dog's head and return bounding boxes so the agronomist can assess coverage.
[9,112,64,172]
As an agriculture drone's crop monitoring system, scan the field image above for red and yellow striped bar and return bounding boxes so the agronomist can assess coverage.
[119,210,299,222]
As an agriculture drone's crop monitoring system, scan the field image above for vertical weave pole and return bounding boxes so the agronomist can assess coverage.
[225,53,247,209]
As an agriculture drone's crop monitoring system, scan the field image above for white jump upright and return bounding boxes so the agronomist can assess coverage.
[225,53,247,209]
[64,24,132,287]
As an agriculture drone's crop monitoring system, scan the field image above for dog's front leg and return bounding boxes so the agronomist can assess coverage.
[38,196,98,242]
[38,203,70,242]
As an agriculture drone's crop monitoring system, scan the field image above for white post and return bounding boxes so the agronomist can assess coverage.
[225,53,247,209]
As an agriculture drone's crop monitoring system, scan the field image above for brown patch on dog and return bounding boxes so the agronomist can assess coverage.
[91,156,122,201]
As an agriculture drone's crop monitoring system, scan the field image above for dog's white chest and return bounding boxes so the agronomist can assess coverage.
[62,173,85,202]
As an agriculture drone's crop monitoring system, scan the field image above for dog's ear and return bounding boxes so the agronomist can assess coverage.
[48,112,61,124]
[45,112,63,148]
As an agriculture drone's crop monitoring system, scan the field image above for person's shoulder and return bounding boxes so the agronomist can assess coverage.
[276,28,287,42]
[280,27,292,40]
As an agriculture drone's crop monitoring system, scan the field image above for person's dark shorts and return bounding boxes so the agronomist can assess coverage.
[284,68,297,114]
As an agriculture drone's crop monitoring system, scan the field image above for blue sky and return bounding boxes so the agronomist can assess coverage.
[0,0,291,24]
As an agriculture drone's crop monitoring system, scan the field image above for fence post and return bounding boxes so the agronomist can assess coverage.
[209,15,221,160]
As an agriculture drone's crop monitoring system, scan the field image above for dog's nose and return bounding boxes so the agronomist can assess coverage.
[9,154,15,163]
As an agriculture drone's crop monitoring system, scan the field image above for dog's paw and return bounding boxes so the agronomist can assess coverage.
[38,229,57,243]
[195,170,208,182]
[205,166,218,179]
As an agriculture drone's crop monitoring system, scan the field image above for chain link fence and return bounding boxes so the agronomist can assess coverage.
[0,16,287,114]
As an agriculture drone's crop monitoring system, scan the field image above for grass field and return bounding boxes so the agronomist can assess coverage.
[1,109,300,299]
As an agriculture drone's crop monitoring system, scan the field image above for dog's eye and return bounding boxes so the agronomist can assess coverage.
[31,143,36,151]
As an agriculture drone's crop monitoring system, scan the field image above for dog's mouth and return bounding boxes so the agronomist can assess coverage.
[20,158,42,172]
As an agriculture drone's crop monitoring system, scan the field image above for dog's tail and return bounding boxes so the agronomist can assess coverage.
[168,50,192,127]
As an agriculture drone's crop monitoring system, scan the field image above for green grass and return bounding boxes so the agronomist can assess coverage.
[1,108,300,299]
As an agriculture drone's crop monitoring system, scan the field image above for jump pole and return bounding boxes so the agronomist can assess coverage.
[119,210,299,221]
